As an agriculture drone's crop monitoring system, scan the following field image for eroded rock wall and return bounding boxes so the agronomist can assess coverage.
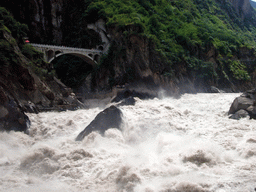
[0,28,85,133]
[1,0,64,44]
[228,0,254,18]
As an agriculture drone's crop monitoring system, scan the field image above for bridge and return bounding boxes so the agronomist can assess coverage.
[31,44,103,66]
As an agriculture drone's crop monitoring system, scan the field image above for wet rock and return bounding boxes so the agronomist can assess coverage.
[0,86,31,133]
[43,89,55,101]
[210,86,224,93]
[0,86,8,104]
[245,106,256,119]
[24,101,39,114]
[228,89,256,120]
[229,109,250,120]
[0,98,30,134]
[0,106,9,118]
[228,96,254,115]
[111,89,155,103]
[75,105,123,141]
[243,89,256,100]
[15,63,35,91]
[117,96,136,107]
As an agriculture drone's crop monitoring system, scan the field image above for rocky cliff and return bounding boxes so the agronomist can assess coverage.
[2,0,255,44]
[229,0,255,18]
[0,9,85,133]
[250,0,256,8]
[1,0,64,44]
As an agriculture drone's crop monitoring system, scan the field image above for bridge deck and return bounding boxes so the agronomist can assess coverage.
[30,43,102,54]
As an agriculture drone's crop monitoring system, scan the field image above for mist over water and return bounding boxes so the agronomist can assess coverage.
[1,93,256,192]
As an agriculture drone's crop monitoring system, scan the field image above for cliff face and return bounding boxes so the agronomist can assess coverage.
[1,0,64,44]
[250,0,256,8]
[2,0,255,44]
[228,0,255,18]
[0,25,84,133]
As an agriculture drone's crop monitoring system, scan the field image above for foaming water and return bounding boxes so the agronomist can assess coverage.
[1,93,256,191]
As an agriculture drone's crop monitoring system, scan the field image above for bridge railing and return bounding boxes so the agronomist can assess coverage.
[30,43,103,53]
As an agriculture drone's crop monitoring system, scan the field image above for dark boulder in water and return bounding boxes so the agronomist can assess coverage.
[111,89,155,103]
[228,95,254,115]
[228,89,256,119]
[229,109,250,120]
[75,105,123,141]
[210,86,224,93]
[117,96,136,107]
[0,98,30,134]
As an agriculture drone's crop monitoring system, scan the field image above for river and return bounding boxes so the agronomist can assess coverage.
[1,93,256,192]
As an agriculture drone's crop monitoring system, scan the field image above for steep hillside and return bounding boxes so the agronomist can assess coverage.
[2,0,256,94]
[0,7,84,132]
[250,0,256,8]
[83,0,256,93]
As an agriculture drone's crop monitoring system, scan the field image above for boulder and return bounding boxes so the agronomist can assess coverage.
[111,89,155,103]
[0,86,8,104]
[210,86,224,93]
[228,89,256,120]
[0,98,30,134]
[24,101,39,114]
[243,89,256,100]
[75,105,123,141]
[228,94,254,115]
[246,105,256,119]
[117,96,136,107]
[229,109,250,120]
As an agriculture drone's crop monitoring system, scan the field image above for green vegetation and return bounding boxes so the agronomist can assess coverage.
[0,7,24,69]
[81,0,256,85]
[0,7,28,42]
[0,7,54,79]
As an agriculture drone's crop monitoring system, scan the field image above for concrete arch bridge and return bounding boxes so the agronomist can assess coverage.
[31,44,103,66]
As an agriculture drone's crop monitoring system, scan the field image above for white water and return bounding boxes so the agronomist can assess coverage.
[1,93,256,192]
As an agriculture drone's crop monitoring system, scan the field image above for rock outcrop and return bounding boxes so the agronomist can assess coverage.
[250,0,256,8]
[0,24,84,133]
[228,89,256,119]
[228,0,255,18]
[76,105,123,141]
[2,0,64,44]
[111,89,155,103]
[0,88,30,133]
[229,109,250,120]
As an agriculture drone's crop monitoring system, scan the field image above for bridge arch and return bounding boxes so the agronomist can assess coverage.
[51,54,95,89]
[48,52,97,67]
[30,43,103,66]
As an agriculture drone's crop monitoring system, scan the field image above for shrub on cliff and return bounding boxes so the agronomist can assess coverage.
[0,7,28,43]
[82,0,256,87]
[0,7,54,79]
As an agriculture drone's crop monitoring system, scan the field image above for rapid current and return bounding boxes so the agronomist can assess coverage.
[1,93,256,192]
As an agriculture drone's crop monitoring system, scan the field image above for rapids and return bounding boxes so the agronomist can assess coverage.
[1,93,256,192]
